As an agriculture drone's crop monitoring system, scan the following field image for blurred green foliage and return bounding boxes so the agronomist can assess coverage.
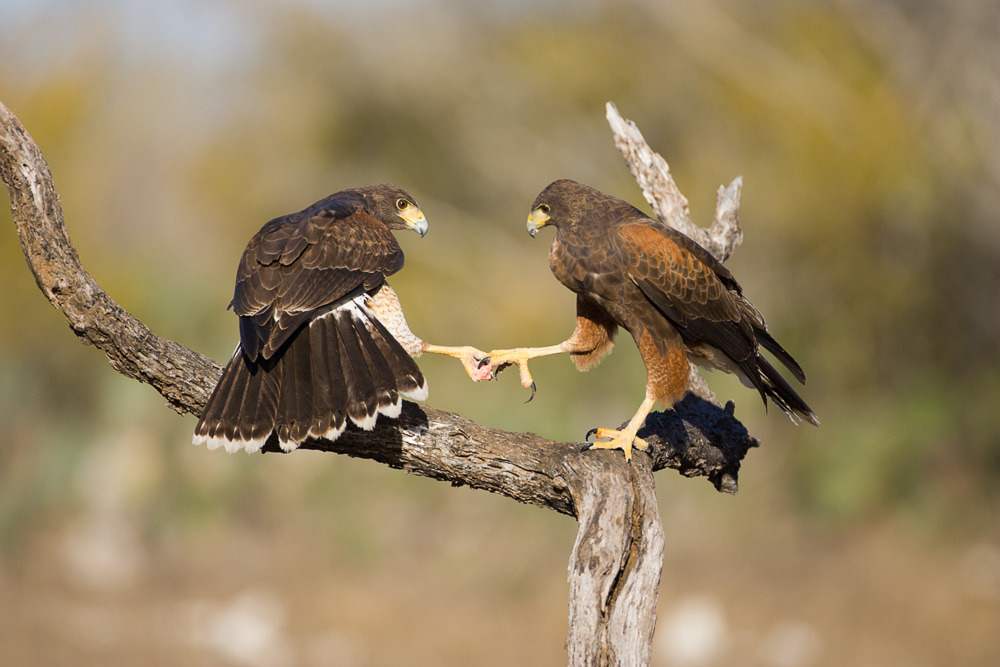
[6,0,993,524]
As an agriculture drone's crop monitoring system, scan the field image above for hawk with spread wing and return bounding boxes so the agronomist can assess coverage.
[194,184,487,453]
[483,180,818,461]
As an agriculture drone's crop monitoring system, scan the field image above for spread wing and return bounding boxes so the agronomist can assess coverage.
[615,222,760,375]
[232,198,404,361]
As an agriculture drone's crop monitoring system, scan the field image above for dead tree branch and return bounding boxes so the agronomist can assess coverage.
[606,101,743,264]
[2,99,756,666]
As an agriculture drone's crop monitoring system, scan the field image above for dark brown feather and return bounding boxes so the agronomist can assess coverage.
[335,309,379,427]
[306,316,335,436]
[312,313,348,434]
[349,316,400,411]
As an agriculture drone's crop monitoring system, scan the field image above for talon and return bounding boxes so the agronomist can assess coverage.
[582,427,644,463]
[478,356,491,369]
[524,381,537,404]
[585,427,599,442]
[580,443,593,453]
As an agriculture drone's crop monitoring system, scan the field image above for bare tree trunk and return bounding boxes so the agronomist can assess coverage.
[1,99,756,666]
[568,456,664,666]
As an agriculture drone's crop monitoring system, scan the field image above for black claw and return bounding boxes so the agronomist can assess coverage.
[579,443,593,453]
[585,427,598,442]
[524,381,537,404]
[477,356,491,369]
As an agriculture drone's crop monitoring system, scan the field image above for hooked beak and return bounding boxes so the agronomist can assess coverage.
[400,207,428,237]
[526,207,550,238]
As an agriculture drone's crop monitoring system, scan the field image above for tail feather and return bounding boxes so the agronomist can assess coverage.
[305,316,335,437]
[194,346,278,452]
[275,325,313,448]
[335,309,379,429]
[755,354,819,426]
[217,354,249,442]
[754,327,806,384]
[350,316,402,416]
[199,348,240,441]
[312,314,347,440]
[234,356,278,448]
[239,362,278,446]
[193,297,426,452]
[226,357,257,442]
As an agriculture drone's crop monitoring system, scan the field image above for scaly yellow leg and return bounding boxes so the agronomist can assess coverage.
[422,344,492,382]
[479,343,569,401]
[585,391,657,463]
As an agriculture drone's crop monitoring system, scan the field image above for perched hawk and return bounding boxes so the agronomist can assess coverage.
[194,184,486,453]
[483,180,818,461]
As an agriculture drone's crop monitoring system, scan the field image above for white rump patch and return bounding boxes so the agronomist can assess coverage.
[309,292,371,329]
[311,292,370,324]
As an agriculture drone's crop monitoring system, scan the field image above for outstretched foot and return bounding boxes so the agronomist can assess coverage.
[423,344,492,382]
[479,348,540,402]
[585,426,649,463]
[455,346,493,382]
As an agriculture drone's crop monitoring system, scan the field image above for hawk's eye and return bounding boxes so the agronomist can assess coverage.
[538,203,550,214]
[396,198,410,211]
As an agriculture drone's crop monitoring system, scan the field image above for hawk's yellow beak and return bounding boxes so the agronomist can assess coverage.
[400,207,428,237]
[526,207,550,238]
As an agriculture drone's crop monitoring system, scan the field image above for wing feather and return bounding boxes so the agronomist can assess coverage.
[232,197,405,360]
[617,223,757,367]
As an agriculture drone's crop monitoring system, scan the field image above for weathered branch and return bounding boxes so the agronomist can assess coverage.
[606,101,743,264]
[0,101,220,415]
[568,455,664,666]
[2,99,757,666]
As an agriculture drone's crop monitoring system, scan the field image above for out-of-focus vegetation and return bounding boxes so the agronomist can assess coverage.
[2,0,998,665]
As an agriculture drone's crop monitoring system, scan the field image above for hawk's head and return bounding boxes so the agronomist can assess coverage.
[526,179,609,237]
[357,184,428,237]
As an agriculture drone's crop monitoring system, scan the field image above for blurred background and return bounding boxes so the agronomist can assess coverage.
[2,0,998,664]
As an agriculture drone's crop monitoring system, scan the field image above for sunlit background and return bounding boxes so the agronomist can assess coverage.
[2,0,998,665]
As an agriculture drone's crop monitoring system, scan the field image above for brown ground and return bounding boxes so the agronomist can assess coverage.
[2,441,996,667]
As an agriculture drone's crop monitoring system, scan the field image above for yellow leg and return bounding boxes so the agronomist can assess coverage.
[480,343,569,400]
[422,344,492,382]
[586,391,657,463]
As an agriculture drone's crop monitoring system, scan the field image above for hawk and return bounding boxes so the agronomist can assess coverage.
[482,180,818,461]
[194,184,487,453]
